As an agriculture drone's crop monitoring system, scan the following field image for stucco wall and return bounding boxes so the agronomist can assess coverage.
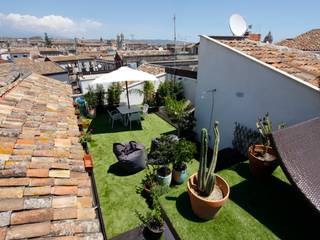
[195,36,320,149]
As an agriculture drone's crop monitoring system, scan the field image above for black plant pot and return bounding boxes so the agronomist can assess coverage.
[148,106,159,113]
[143,226,164,240]
[81,142,89,154]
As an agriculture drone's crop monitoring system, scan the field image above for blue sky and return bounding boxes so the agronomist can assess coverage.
[0,0,319,42]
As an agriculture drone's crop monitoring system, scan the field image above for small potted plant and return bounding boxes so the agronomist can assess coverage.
[136,166,158,200]
[172,140,196,184]
[187,122,230,220]
[80,130,92,154]
[149,135,178,186]
[135,196,164,239]
[248,113,281,178]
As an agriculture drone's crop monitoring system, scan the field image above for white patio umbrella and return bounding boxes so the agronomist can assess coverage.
[91,66,157,108]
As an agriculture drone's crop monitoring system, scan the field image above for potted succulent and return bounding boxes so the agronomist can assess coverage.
[172,140,196,184]
[135,196,164,240]
[149,135,178,186]
[187,122,230,220]
[248,113,280,178]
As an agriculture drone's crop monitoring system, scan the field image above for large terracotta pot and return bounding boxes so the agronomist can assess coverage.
[248,145,279,178]
[187,173,229,220]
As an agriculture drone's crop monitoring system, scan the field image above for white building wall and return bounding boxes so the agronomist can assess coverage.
[195,36,320,149]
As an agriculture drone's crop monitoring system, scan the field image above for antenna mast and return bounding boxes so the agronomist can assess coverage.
[173,14,176,67]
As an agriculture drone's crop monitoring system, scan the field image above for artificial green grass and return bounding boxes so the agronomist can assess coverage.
[160,161,319,240]
[88,113,175,238]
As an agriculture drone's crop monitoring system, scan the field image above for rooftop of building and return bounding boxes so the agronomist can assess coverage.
[118,49,172,57]
[48,55,94,62]
[277,29,320,52]
[137,63,166,76]
[0,73,103,239]
[209,36,320,88]
[0,60,66,79]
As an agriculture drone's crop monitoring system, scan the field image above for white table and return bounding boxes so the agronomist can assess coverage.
[117,105,142,126]
[117,105,142,115]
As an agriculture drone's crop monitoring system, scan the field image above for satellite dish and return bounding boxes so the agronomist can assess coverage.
[229,14,247,36]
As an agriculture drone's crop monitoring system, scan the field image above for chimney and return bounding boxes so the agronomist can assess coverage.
[246,33,261,41]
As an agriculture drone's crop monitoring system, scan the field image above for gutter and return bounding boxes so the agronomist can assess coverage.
[89,169,108,240]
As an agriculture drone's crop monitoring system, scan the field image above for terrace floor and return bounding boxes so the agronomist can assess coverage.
[88,113,175,238]
[88,113,319,239]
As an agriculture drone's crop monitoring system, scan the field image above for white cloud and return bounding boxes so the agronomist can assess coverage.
[0,13,103,37]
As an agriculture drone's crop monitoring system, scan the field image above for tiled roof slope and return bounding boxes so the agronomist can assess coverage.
[0,73,103,240]
[48,55,94,62]
[138,63,165,75]
[14,60,67,75]
[218,39,320,88]
[277,29,320,52]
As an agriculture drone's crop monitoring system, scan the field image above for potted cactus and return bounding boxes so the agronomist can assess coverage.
[248,113,280,178]
[187,122,230,220]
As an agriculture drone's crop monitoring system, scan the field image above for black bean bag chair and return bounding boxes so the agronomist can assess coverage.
[113,141,146,173]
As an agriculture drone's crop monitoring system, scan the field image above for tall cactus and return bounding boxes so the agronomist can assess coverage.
[197,121,220,197]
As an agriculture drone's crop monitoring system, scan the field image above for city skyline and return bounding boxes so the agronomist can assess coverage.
[0,0,319,42]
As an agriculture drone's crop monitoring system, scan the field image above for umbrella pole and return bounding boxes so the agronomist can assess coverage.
[125,81,130,109]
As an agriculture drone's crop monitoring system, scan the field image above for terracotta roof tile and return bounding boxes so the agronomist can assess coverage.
[49,55,94,62]
[217,38,320,88]
[138,63,166,75]
[277,29,320,52]
[0,73,102,239]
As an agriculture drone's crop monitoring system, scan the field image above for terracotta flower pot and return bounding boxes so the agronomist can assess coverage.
[83,154,93,170]
[248,145,279,179]
[187,173,229,220]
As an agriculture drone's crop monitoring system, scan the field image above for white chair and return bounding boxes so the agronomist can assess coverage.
[142,104,149,115]
[128,112,141,130]
[107,110,123,128]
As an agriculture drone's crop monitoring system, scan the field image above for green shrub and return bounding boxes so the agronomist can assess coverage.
[107,83,122,107]
[84,85,97,109]
[156,81,183,106]
[95,84,105,108]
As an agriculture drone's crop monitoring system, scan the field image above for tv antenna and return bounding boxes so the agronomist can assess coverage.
[229,14,248,36]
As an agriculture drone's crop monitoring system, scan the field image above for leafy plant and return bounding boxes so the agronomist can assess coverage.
[165,97,196,137]
[135,186,164,232]
[173,140,196,171]
[107,82,122,107]
[95,84,106,109]
[156,81,183,106]
[148,135,178,166]
[135,203,164,232]
[80,130,92,144]
[197,122,220,197]
[143,81,155,105]
[84,85,97,109]
[136,166,157,195]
